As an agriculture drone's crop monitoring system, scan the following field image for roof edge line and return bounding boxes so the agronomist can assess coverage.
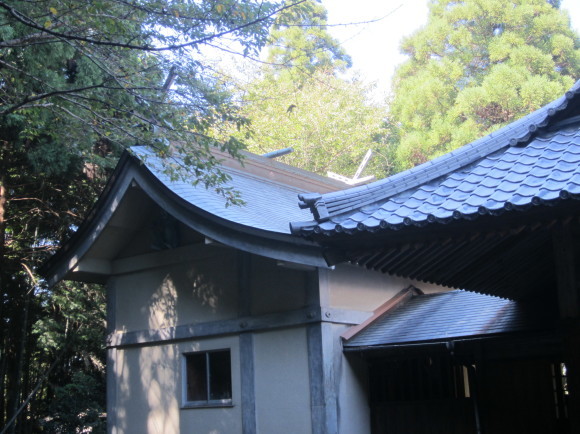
[341,286,422,341]
[300,79,580,223]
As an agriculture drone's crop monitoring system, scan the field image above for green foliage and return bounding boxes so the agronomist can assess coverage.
[0,0,285,187]
[228,0,393,179]
[389,0,580,170]
[0,1,289,432]
[35,283,107,434]
[43,372,106,433]
[266,0,352,78]
[237,70,391,177]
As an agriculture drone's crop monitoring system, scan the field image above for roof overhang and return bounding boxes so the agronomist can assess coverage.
[317,202,580,301]
[41,152,329,286]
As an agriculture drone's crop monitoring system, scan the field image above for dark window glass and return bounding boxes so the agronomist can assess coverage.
[185,350,231,404]
[186,353,207,402]
[209,350,232,400]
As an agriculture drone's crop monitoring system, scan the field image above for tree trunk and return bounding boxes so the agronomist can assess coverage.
[0,153,7,429]
[0,150,24,434]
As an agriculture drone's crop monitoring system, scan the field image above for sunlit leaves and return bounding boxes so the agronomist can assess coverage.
[0,1,290,431]
[389,0,580,171]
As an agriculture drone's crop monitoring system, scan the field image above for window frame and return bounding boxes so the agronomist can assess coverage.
[181,348,234,409]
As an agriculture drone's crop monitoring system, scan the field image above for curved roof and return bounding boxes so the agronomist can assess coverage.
[132,147,315,234]
[41,147,345,285]
[292,80,580,236]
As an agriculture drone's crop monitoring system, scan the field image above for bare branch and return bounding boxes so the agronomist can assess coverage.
[1,83,112,115]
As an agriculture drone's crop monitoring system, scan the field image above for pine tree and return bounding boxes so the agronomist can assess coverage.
[266,0,352,77]
[389,0,580,170]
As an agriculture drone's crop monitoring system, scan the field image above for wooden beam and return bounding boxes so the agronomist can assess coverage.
[237,251,257,434]
[240,333,256,434]
[307,323,338,434]
[72,258,112,275]
[111,242,208,275]
[341,286,419,341]
[107,305,371,348]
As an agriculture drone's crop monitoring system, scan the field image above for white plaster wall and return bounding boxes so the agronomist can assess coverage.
[110,336,241,434]
[326,264,410,311]
[114,249,238,332]
[253,327,312,434]
[326,264,449,312]
[333,323,370,434]
[250,256,309,315]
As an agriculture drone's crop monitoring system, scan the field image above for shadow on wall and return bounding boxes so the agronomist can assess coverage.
[114,342,187,434]
[138,343,181,434]
[113,257,238,433]
[148,251,238,330]
[187,267,223,313]
[182,256,238,319]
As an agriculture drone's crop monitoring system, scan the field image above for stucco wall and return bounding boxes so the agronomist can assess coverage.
[110,336,241,434]
[112,249,313,334]
[326,263,449,312]
[250,256,310,315]
[253,327,312,434]
[108,242,450,434]
[113,247,239,332]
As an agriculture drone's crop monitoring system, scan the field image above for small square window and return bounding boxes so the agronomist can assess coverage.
[183,350,232,407]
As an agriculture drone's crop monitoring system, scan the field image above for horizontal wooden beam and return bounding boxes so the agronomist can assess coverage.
[73,258,112,275]
[111,242,209,275]
[108,306,371,348]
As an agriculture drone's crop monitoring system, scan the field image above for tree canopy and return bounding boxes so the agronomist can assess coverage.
[228,0,391,179]
[0,1,292,432]
[266,0,351,77]
[0,0,290,185]
[237,69,390,176]
[389,0,580,170]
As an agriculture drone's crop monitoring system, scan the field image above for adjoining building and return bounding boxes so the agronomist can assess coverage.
[43,80,580,434]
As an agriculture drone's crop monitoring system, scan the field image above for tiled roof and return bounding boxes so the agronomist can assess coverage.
[292,80,580,235]
[343,290,546,349]
[132,147,317,234]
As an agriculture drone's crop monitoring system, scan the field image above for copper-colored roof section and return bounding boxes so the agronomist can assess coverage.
[210,147,347,194]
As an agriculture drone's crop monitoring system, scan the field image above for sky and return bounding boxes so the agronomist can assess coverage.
[323,0,580,101]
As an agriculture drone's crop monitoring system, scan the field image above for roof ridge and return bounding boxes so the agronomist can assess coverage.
[296,80,580,224]
[216,164,308,193]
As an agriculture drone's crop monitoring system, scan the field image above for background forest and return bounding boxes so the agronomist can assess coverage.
[0,0,579,432]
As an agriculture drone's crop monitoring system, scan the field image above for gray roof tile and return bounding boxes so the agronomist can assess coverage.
[132,147,316,234]
[292,80,580,236]
[344,290,549,349]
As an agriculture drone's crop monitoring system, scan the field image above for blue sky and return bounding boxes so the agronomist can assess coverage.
[324,0,580,100]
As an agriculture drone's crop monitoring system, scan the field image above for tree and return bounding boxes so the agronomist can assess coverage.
[228,0,392,178]
[0,0,290,183]
[0,1,294,432]
[237,70,392,177]
[389,0,580,170]
[266,0,351,77]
